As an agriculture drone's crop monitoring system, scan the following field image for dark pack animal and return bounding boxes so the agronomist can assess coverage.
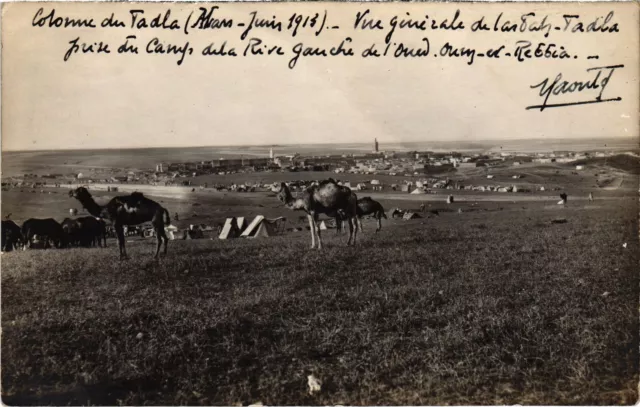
[61,218,82,247]
[77,216,107,247]
[70,187,170,259]
[337,197,387,234]
[274,178,358,249]
[1,220,24,252]
[21,218,64,249]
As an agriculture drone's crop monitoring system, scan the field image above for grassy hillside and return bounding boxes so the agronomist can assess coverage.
[2,199,638,405]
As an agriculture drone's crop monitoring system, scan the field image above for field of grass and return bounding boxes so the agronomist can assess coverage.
[2,196,638,405]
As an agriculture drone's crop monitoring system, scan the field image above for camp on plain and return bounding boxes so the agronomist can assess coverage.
[1,137,638,405]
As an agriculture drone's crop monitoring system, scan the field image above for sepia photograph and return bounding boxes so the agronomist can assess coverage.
[1,1,639,405]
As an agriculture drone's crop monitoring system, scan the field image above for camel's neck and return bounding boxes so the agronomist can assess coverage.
[76,195,102,217]
[280,186,308,211]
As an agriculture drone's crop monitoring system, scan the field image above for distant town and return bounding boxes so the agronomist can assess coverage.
[2,138,636,194]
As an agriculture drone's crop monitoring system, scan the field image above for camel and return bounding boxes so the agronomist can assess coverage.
[62,216,108,248]
[337,197,387,233]
[21,218,64,249]
[274,179,358,249]
[1,220,24,252]
[69,187,171,259]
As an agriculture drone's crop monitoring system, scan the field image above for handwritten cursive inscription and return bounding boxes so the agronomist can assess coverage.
[526,64,623,111]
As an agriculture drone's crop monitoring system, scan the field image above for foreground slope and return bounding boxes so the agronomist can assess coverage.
[2,200,638,405]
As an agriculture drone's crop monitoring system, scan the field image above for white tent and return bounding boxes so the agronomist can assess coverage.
[319,221,328,230]
[219,217,241,239]
[411,188,425,194]
[236,217,246,233]
[241,215,277,238]
[165,225,179,240]
[370,179,381,185]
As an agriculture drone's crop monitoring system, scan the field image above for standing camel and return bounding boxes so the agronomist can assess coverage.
[274,179,358,249]
[69,187,171,259]
[337,197,387,233]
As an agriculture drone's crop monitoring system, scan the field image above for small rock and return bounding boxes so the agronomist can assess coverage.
[136,332,144,340]
[601,291,611,297]
[307,375,322,395]
[622,243,627,248]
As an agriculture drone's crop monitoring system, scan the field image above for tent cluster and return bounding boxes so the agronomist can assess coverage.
[219,216,286,240]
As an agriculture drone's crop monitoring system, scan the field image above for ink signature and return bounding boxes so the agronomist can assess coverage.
[527,64,623,111]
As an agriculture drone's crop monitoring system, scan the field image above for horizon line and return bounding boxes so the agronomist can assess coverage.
[2,135,638,153]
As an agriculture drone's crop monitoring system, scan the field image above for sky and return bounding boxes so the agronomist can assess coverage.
[2,2,638,151]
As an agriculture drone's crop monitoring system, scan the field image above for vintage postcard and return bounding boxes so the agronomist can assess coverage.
[1,1,638,405]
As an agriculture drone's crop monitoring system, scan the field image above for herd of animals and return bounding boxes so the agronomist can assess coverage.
[1,216,108,252]
[1,178,387,258]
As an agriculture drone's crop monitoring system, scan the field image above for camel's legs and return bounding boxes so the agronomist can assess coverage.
[376,216,382,233]
[163,232,168,254]
[154,224,169,256]
[358,217,364,234]
[115,223,127,259]
[23,233,32,251]
[154,228,163,258]
[313,213,323,249]
[307,214,316,248]
[336,217,345,235]
[353,217,358,244]
[346,217,354,245]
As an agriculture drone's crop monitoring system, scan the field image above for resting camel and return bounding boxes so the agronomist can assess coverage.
[274,179,358,249]
[337,197,387,233]
[69,187,171,259]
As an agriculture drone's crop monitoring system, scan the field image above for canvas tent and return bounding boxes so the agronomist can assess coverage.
[241,215,280,238]
[219,217,242,239]
[411,188,426,194]
[235,217,246,233]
